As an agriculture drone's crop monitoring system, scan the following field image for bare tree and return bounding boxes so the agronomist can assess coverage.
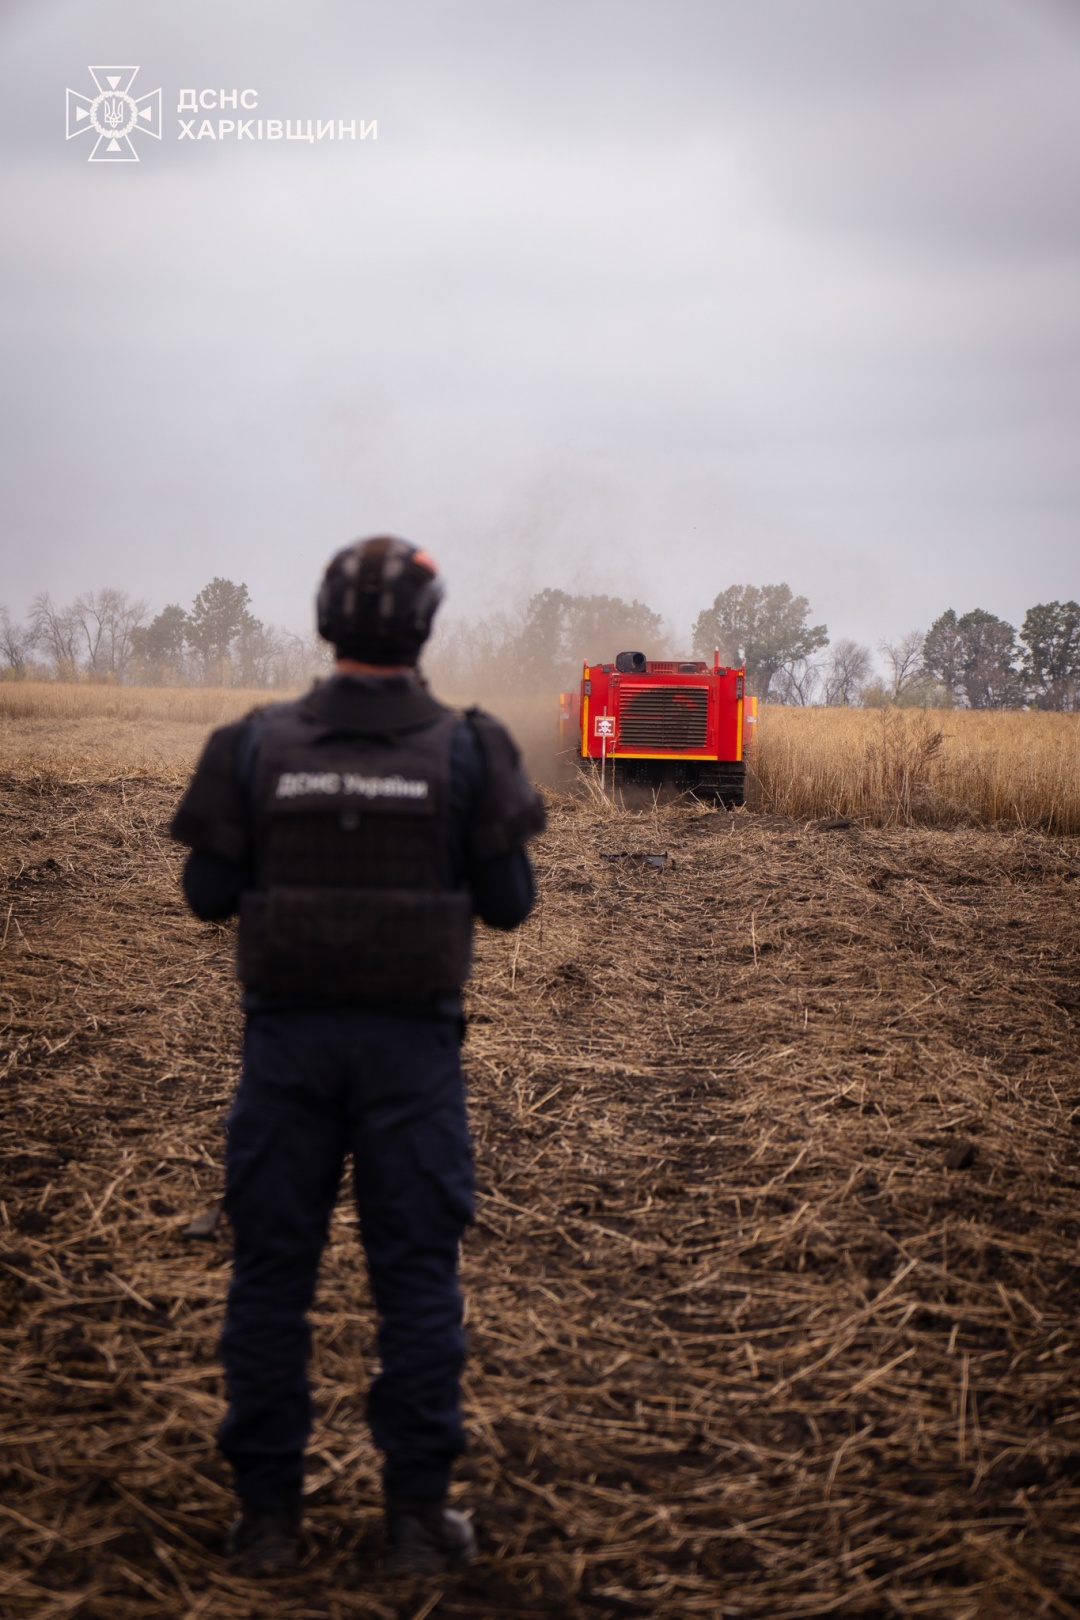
[0,605,34,676]
[270,629,332,689]
[29,592,81,679]
[71,588,150,680]
[821,639,873,706]
[879,630,924,702]
[228,622,330,689]
[772,656,822,706]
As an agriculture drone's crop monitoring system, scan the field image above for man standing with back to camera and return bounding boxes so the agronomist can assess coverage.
[170,537,545,1577]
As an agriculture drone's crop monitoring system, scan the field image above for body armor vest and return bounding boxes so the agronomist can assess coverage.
[236,683,472,1002]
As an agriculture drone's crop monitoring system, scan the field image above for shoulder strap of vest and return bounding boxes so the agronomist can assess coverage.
[235,699,299,795]
[235,712,264,793]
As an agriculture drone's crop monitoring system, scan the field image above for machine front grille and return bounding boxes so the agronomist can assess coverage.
[618,685,709,749]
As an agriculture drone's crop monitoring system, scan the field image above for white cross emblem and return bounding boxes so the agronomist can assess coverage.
[66,67,162,162]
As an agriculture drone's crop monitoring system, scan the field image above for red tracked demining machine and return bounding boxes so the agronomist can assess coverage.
[558,650,757,805]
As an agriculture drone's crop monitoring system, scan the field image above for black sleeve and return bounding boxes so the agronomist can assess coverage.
[469,848,536,931]
[183,850,246,921]
[464,707,547,860]
[448,711,542,930]
[169,718,253,863]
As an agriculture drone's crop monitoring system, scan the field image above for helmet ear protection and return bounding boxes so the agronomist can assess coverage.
[317,536,443,665]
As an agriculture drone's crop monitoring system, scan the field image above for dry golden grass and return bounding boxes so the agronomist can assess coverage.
[0,682,266,724]
[0,683,563,787]
[753,705,1080,835]
[0,683,286,785]
[3,683,1079,834]
[0,683,275,782]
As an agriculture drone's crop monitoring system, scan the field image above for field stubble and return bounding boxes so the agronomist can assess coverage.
[0,700,1079,1617]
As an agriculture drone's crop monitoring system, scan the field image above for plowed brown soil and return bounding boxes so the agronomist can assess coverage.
[2,766,1080,1619]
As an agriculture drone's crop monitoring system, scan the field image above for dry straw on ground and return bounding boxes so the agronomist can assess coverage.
[2,714,1079,1617]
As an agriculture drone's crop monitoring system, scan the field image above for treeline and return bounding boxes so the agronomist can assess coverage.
[0,579,329,688]
[428,585,1080,710]
[2,578,1077,709]
[689,589,1080,710]
[768,600,1080,712]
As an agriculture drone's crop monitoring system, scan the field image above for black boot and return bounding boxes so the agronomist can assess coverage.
[385,1496,477,1575]
[226,1504,302,1576]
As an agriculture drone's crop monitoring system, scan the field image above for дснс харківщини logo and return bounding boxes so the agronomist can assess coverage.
[66,67,162,162]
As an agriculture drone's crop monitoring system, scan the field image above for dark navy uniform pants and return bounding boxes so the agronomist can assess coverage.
[218,1007,475,1512]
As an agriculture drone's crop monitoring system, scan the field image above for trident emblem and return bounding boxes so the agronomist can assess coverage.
[66,66,162,162]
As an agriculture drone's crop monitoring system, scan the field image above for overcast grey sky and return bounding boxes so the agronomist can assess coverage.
[2,0,1078,654]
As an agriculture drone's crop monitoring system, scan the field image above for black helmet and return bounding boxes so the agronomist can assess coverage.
[317,535,443,665]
